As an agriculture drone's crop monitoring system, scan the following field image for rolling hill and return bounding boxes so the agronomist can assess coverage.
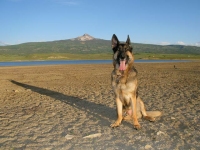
[0,34,200,61]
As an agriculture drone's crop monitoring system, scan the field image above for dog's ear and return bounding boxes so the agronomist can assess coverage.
[126,35,131,45]
[126,35,133,53]
[111,34,119,52]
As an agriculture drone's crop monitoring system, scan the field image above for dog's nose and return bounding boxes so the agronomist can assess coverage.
[120,52,126,60]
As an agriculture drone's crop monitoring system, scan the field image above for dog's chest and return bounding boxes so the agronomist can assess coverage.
[112,75,137,94]
[113,81,136,106]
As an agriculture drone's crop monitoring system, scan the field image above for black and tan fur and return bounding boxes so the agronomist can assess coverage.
[110,34,161,129]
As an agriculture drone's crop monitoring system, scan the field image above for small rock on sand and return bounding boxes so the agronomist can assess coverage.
[157,131,166,136]
[65,134,75,140]
[13,89,19,92]
[83,133,102,139]
[145,145,153,149]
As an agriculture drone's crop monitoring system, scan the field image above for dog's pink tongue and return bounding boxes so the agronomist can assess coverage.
[119,60,126,71]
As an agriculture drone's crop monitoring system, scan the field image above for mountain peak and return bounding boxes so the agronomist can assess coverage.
[71,34,95,41]
[83,33,90,36]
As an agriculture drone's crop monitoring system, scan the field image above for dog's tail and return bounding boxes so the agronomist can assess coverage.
[137,96,162,119]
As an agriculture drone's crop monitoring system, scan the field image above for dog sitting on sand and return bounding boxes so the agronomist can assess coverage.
[110,34,161,129]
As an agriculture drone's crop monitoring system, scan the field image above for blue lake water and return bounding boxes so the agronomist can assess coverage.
[0,60,190,67]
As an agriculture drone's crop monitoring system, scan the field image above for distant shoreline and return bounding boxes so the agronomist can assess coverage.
[0,59,194,67]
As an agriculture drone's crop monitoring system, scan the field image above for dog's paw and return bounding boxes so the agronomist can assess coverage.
[110,122,120,128]
[134,124,141,130]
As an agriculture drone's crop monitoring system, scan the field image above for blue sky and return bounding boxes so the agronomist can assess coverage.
[0,0,200,46]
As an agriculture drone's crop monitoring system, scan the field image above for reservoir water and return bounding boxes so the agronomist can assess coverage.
[0,60,190,67]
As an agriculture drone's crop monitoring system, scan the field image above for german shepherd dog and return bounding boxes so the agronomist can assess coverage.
[110,34,161,129]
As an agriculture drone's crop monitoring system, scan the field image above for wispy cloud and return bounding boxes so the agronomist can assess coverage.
[176,41,186,45]
[152,41,200,47]
[157,41,200,47]
[53,0,79,6]
[7,0,23,2]
[0,41,9,46]
[8,0,79,5]
[194,42,200,47]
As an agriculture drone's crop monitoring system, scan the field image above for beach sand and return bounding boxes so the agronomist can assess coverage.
[0,62,199,150]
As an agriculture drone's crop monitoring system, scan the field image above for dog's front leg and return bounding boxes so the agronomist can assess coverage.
[110,97,123,128]
[131,94,141,129]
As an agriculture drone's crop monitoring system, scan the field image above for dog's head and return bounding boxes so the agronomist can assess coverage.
[111,34,134,71]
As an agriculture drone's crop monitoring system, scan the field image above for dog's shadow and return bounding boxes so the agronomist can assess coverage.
[10,80,118,127]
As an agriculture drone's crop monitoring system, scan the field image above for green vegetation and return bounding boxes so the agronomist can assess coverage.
[0,53,112,61]
[0,39,200,61]
[0,53,199,62]
[134,53,200,60]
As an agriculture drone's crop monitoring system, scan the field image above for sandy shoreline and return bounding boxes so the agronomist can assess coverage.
[0,62,199,150]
